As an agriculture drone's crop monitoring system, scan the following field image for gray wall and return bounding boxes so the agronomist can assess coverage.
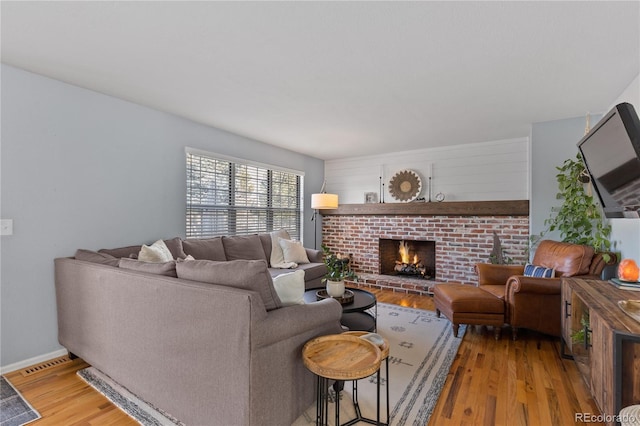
[530,114,601,245]
[0,64,324,367]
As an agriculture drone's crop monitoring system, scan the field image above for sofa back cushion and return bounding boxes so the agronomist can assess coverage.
[182,237,226,261]
[532,240,595,277]
[222,235,268,262]
[175,259,281,311]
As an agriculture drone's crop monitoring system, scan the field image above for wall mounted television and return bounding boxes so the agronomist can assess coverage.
[577,102,640,218]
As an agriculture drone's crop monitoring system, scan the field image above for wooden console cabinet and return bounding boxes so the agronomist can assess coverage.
[562,277,640,424]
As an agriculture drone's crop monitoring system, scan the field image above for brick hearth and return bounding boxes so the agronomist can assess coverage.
[322,213,529,295]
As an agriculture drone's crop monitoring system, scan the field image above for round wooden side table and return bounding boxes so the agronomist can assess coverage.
[302,334,386,426]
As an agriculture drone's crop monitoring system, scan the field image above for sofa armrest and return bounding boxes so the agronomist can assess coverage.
[506,275,562,295]
[253,298,343,348]
[305,248,324,263]
[476,263,525,286]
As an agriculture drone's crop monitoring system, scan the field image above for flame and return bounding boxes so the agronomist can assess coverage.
[413,254,419,264]
[399,241,410,264]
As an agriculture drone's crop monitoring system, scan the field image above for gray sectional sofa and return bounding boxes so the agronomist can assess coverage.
[54,233,342,425]
[95,233,328,289]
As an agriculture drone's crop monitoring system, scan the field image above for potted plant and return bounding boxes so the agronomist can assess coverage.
[532,153,612,256]
[321,245,357,297]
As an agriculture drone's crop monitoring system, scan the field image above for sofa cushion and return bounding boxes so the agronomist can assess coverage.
[532,240,595,277]
[138,240,174,263]
[119,258,178,277]
[222,235,267,262]
[279,239,310,264]
[74,249,120,267]
[272,270,305,306]
[182,237,226,261]
[98,245,141,259]
[259,233,273,262]
[176,259,281,311]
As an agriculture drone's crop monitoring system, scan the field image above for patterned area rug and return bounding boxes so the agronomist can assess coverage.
[0,376,41,426]
[293,303,465,426]
[77,303,464,426]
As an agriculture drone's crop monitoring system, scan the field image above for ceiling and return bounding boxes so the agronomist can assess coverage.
[2,1,638,160]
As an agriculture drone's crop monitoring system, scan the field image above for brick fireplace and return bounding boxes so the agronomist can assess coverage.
[320,201,529,295]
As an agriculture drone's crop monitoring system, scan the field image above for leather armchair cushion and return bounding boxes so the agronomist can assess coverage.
[531,240,594,277]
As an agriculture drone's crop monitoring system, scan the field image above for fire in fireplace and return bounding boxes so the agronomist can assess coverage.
[379,239,436,280]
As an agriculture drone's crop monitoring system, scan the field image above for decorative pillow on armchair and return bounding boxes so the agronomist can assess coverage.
[523,263,555,278]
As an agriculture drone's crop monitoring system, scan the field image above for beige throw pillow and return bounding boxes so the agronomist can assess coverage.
[272,270,306,306]
[270,229,291,266]
[138,240,174,263]
[278,238,310,264]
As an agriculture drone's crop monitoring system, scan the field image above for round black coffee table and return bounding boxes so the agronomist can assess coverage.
[304,287,377,332]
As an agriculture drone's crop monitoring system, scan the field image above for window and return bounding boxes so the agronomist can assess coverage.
[186,148,303,240]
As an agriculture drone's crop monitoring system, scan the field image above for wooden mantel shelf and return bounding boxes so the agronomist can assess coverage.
[320,200,529,216]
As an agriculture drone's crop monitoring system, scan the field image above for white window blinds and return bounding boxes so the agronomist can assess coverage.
[186,149,303,240]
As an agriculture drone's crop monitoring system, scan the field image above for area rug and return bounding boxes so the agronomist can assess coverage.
[0,376,41,426]
[77,303,464,426]
[293,303,465,426]
[77,368,183,426]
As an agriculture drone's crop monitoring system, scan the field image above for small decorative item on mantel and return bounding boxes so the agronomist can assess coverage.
[321,245,357,298]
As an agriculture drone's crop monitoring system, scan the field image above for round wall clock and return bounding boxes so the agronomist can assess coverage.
[388,170,422,202]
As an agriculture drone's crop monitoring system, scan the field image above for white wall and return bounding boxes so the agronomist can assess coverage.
[608,73,640,260]
[325,137,529,204]
[530,115,602,242]
[0,65,324,369]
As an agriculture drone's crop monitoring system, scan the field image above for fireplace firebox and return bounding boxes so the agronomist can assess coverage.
[378,239,436,280]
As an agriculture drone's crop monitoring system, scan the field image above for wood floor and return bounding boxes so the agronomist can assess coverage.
[4,286,602,426]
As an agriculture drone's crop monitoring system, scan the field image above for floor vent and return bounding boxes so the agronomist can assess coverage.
[20,355,72,376]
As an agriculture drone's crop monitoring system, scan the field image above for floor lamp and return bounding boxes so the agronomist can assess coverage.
[311,192,338,249]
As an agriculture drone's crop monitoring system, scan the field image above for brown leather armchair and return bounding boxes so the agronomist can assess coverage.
[476,240,617,340]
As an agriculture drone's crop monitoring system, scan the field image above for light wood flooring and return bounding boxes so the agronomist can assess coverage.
[4,286,602,425]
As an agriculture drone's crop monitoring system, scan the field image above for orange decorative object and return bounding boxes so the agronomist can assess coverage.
[618,259,640,282]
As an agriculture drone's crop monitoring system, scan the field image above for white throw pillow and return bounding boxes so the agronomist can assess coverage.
[270,229,291,266]
[272,270,305,306]
[279,238,310,264]
[138,240,174,263]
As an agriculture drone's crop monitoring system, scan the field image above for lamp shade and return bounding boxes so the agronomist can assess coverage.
[311,193,338,209]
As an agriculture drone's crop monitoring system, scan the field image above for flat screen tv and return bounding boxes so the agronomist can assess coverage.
[577,102,640,218]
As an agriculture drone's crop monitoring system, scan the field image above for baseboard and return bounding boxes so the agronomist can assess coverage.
[1,348,69,374]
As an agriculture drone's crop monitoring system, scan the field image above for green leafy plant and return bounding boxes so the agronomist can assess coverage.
[321,245,357,282]
[571,311,590,344]
[532,154,611,254]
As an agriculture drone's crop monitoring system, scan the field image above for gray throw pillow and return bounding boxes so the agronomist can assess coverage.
[163,237,188,260]
[175,259,281,311]
[119,258,177,277]
[98,245,141,259]
[75,249,120,267]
